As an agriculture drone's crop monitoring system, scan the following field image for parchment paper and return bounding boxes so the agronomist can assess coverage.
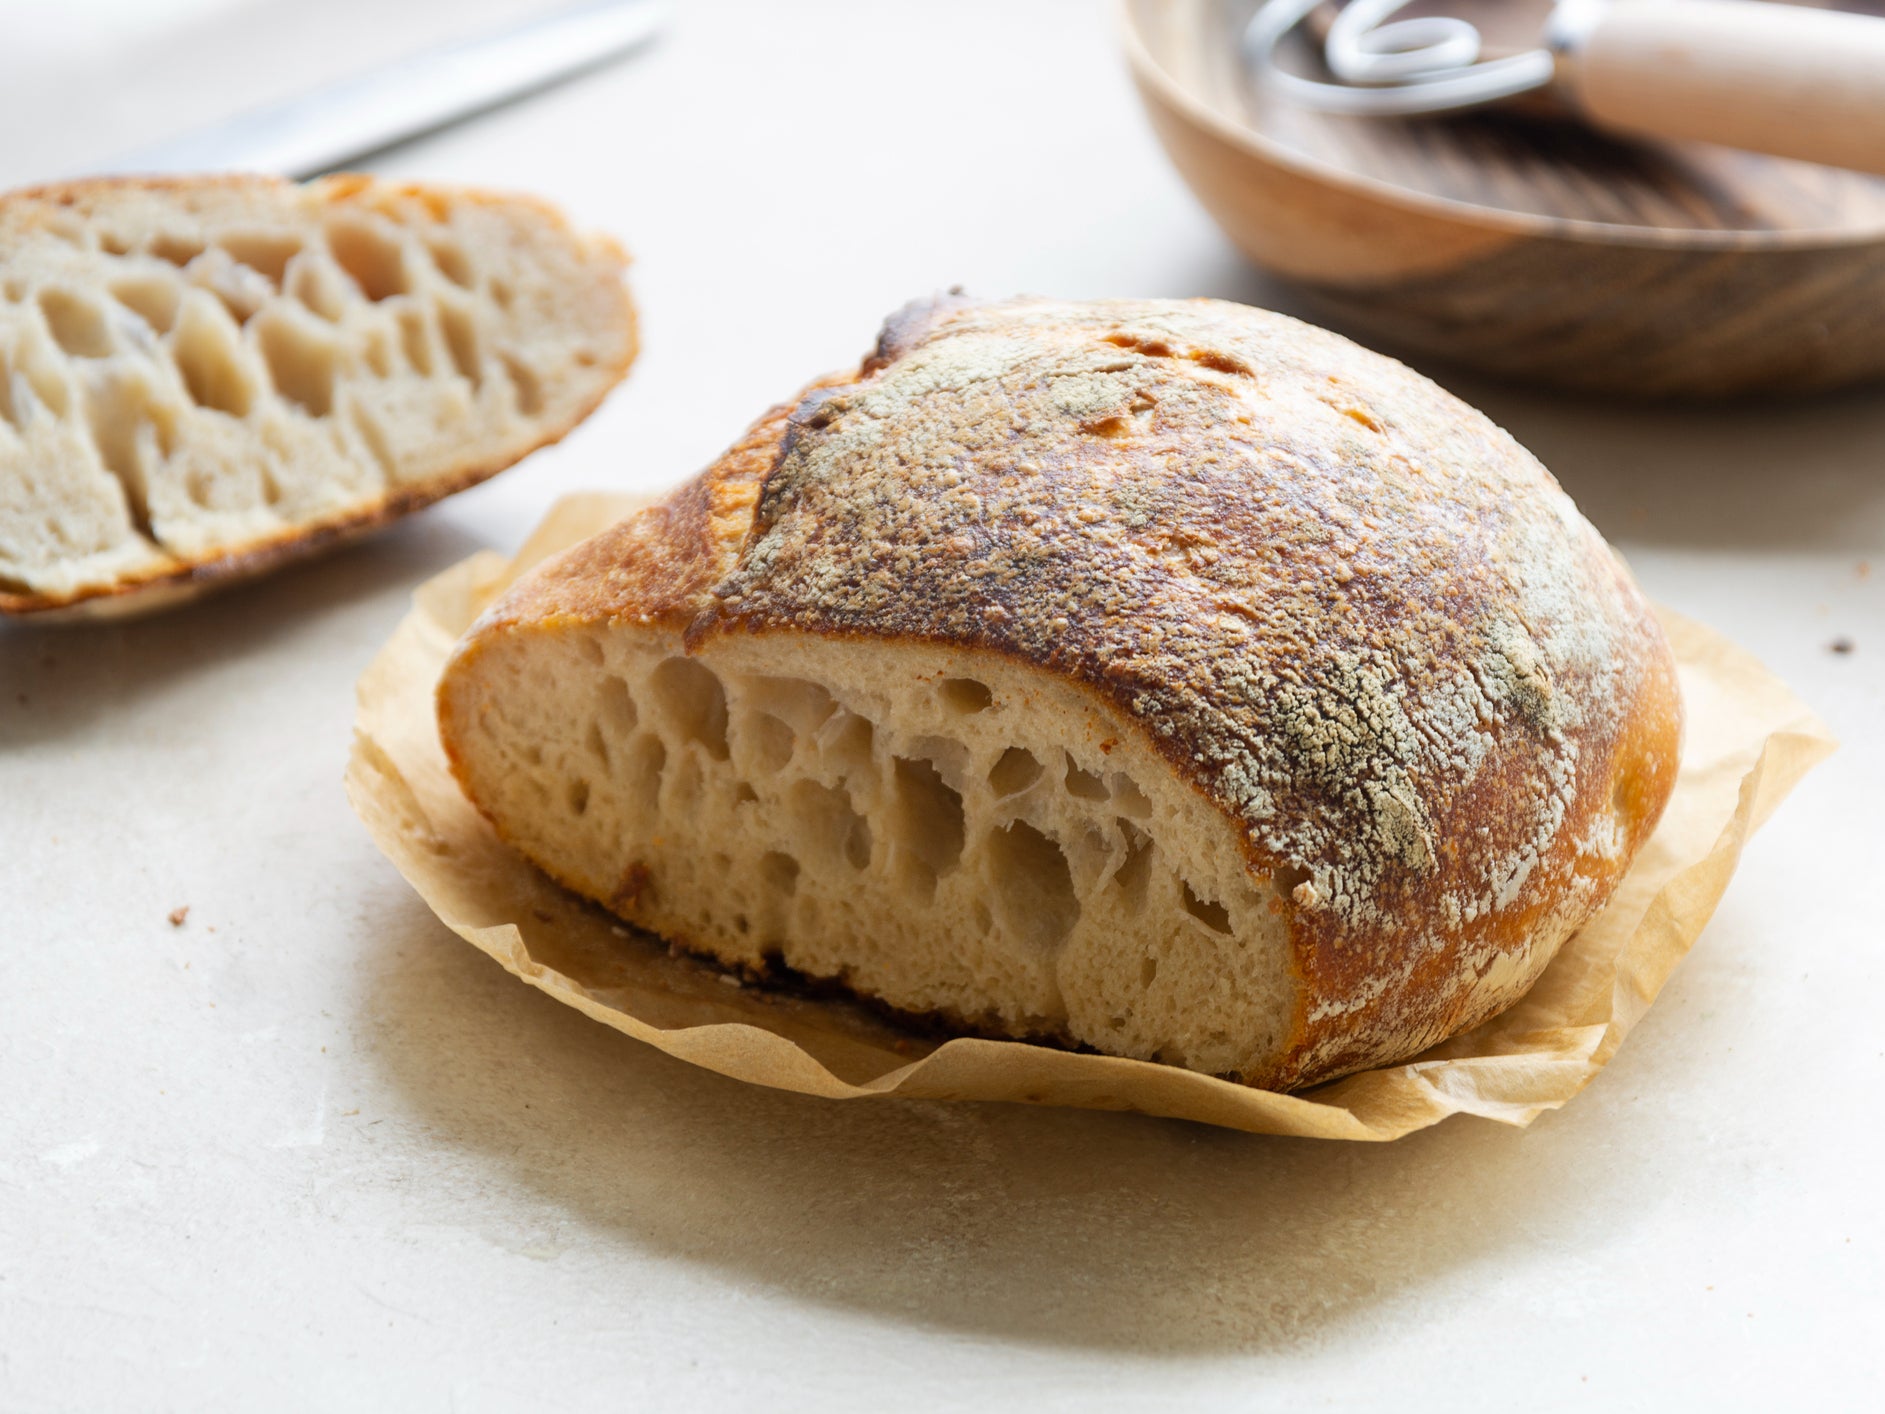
[346,493,1836,1140]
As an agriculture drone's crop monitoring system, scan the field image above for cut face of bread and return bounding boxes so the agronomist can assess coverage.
[445,628,1301,1074]
[439,296,1683,1091]
[0,174,634,617]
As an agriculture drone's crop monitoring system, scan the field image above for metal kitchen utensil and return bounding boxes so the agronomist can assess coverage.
[1121,0,1885,397]
[99,0,666,180]
[1246,0,1885,174]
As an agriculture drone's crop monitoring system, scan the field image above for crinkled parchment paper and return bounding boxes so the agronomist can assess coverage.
[346,493,1836,1140]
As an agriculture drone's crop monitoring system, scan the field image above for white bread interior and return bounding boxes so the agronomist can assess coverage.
[0,175,633,615]
[443,621,1300,1078]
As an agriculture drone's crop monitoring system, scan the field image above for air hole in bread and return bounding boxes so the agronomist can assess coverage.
[16,349,70,420]
[1110,820,1153,913]
[1064,755,1108,801]
[891,756,965,900]
[585,721,610,768]
[45,213,88,247]
[649,657,729,760]
[744,712,795,774]
[326,219,408,301]
[627,734,666,815]
[1074,823,1113,888]
[818,710,874,778]
[359,328,393,379]
[148,233,205,268]
[1181,881,1232,935]
[566,779,591,816]
[759,851,800,897]
[988,746,1043,797]
[99,230,133,256]
[1109,774,1152,819]
[172,302,255,417]
[0,357,68,432]
[37,288,113,358]
[907,734,969,788]
[284,255,346,323]
[668,750,703,811]
[576,634,604,667]
[1140,953,1158,987]
[791,779,872,873]
[939,677,992,714]
[425,236,475,289]
[988,820,1079,951]
[255,313,337,417]
[438,299,481,387]
[745,676,835,736]
[498,351,543,416]
[105,275,178,335]
[83,387,147,495]
[598,676,637,735]
[397,306,435,376]
[192,250,272,325]
[489,276,514,310]
[217,231,301,287]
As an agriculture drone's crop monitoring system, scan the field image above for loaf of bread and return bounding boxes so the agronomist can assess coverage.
[0,174,634,618]
[437,295,1682,1091]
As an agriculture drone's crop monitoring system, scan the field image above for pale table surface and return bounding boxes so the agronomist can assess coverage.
[2,1,1880,1409]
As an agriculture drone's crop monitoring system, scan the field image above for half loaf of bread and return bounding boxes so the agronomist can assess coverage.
[437,296,1682,1092]
[1,174,634,618]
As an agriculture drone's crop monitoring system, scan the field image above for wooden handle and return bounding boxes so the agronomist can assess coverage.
[1554,0,1885,175]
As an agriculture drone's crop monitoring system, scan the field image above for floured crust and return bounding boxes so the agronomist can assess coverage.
[450,296,1682,1090]
[0,174,636,619]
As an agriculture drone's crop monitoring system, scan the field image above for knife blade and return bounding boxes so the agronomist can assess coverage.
[96,0,666,180]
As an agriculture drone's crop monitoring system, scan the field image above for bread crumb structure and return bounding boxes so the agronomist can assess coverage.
[0,175,634,616]
[439,296,1682,1091]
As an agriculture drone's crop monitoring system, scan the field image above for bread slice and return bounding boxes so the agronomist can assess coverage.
[437,296,1683,1092]
[0,174,635,619]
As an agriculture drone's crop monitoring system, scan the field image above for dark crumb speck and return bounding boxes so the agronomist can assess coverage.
[1830,637,1855,655]
[167,906,189,927]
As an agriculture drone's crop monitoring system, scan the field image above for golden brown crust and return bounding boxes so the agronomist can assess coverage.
[0,173,637,620]
[454,296,1683,1090]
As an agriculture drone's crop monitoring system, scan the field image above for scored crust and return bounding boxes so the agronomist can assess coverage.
[0,174,636,618]
[442,295,1683,1091]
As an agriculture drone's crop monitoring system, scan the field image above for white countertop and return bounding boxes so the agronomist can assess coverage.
[3,2,1880,1408]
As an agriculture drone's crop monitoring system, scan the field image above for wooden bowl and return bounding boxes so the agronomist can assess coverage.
[1122,0,1885,397]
